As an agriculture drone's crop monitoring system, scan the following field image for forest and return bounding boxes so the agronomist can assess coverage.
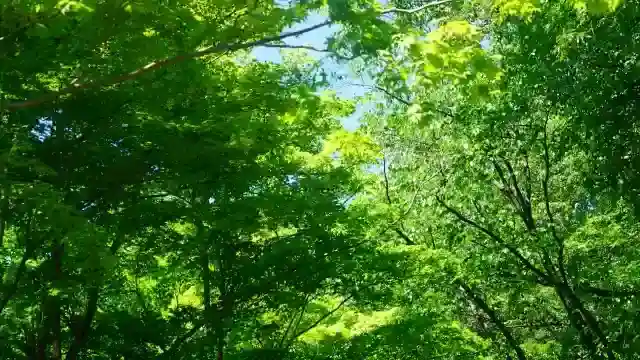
[1,0,639,359]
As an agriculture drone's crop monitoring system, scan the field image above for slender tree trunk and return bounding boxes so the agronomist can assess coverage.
[216,337,225,360]
[197,220,214,356]
[36,297,47,360]
[51,240,63,360]
[65,237,122,360]
[456,280,527,360]
[0,181,10,248]
[0,245,30,314]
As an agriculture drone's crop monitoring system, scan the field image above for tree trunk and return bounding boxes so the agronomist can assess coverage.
[66,237,122,360]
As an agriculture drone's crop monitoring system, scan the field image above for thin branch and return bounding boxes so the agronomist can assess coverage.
[65,236,123,360]
[576,284,640,298]
[288,295,353,343]
[382,154,393,205]
[162,321,206,358]
[523,151,532,202]
[503,159,535,232]
[493,160,518,208]
[0,212,35,315]
[260,44,356,60]
[0,247,30,314]
[347,82,456,119]
[340,184,363,207]
[456,279,527,360]
[348,83,412,106]
[542,120,568,285]
[280,294,311,348]
[380,0,455,14]
[394,227,416,245]
[436,196,548,281]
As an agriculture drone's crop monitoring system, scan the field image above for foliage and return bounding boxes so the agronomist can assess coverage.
[1,0,639,359]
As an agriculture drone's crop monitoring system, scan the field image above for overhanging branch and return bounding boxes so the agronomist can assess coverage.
[4,0,454,111]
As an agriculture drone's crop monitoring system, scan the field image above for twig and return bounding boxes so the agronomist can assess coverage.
[260,44,356,60]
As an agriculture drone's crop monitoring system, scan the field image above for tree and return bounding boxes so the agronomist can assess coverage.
[3,0,640,359]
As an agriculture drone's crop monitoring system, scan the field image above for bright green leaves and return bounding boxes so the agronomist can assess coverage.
[320,129,381,166]
[427,20,482,43]
[492,0,541,22]
[56,0,95,13]
[381,20,502,126]
[570,0,623,13]
[415,21,502,91]
[491,0,622,22]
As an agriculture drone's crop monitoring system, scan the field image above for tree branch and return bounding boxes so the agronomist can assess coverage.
[457,280,527,360]
[394,227,416,245]
[0,246,30,314]
[4,1,454,111]
[0,212,35,315]
[4,21,331,111]
[541,120,568,285]
[436,196,548,281]
[260,44,356,60]
[280,294,311,348]
[380,0,455,15]
[382,154,393,205]
[502,159,535,232]
[576,284,640,298]
[288,295,353,343]
[162,321,206,358]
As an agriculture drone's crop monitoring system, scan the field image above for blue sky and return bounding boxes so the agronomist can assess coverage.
[252,13,368,131]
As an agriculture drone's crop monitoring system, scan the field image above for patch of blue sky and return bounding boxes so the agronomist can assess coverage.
[252,12,369,131]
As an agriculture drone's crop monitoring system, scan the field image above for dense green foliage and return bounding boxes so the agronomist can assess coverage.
[1,0,639,359]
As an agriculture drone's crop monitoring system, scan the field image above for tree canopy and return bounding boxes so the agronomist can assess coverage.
[1,0,639,359]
